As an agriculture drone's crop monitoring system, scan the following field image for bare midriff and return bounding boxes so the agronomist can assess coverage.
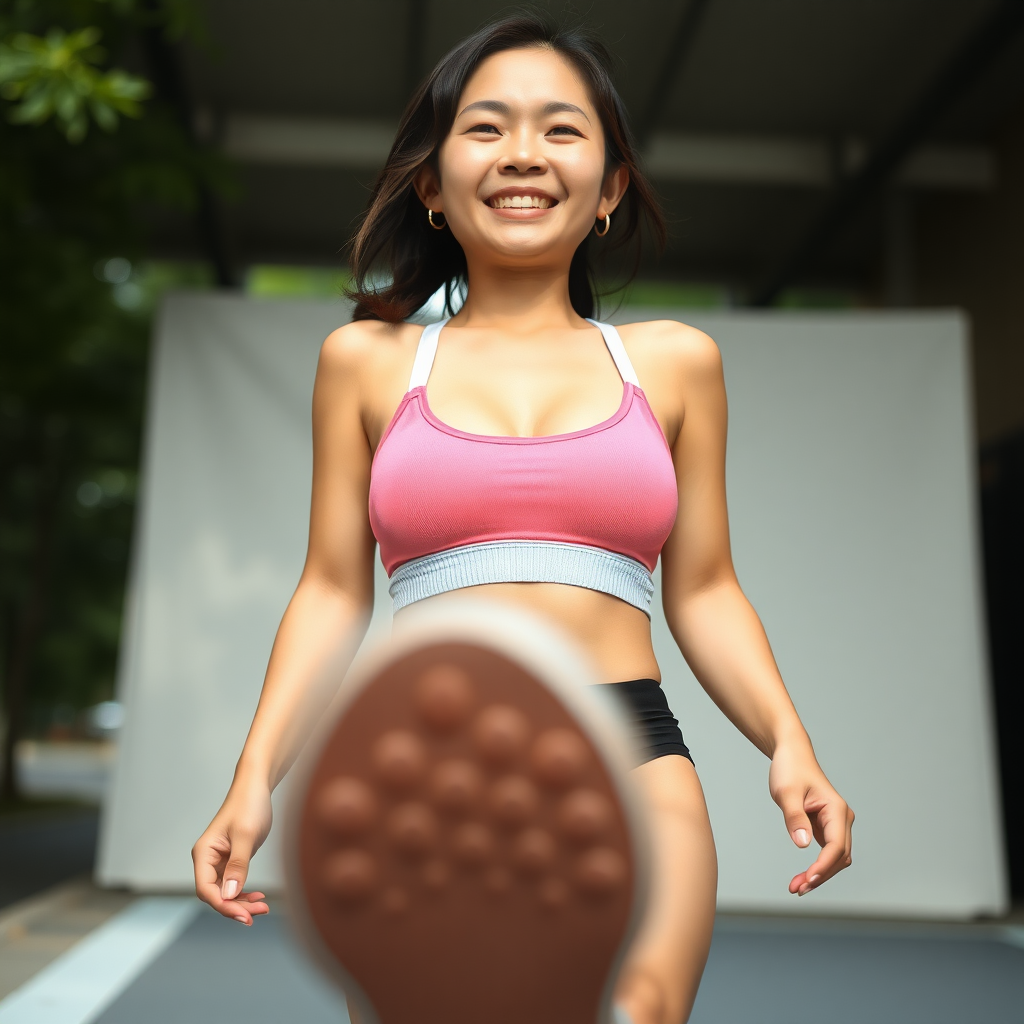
[393,581,662,684]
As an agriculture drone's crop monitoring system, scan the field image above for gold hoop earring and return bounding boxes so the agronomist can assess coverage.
[594,213,611,237]
[428,209,447,230]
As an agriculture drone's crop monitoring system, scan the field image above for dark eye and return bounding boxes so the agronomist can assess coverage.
[547,125,583,137]
[468,123,502,135]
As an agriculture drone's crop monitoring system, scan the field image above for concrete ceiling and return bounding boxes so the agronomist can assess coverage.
[170,0,1024,296]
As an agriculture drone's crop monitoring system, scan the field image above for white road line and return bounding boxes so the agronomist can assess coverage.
[0,897,200,1024]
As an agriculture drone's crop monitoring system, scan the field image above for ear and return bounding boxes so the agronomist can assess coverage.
[413,162,444,214]
[597,164,629,219]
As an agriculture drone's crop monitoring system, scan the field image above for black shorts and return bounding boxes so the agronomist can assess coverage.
[603,678,693,766]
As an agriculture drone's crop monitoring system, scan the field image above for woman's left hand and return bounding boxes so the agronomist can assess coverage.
[768,739,854,896]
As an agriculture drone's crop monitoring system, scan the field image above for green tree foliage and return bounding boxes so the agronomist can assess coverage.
[0,0,218,798]
[0,26,150,140]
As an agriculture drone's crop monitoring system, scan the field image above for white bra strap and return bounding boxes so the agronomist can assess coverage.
[587,319,640,387]
[411,317,639,390]
[407,318,449,390]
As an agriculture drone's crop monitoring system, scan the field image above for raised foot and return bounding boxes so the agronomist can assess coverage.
[288,609,647,1024]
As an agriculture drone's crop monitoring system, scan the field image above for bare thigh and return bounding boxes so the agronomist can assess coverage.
[615,755,718,1024]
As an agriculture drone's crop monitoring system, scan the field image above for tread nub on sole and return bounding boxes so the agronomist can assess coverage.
[288,614,646,1024]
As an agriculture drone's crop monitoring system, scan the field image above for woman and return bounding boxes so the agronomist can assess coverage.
[192,15,854,1024]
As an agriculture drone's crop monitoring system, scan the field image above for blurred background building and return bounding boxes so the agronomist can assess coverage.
[1,0,1022,934]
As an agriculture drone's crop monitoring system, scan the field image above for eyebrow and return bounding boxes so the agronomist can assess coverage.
[457,99,591,123]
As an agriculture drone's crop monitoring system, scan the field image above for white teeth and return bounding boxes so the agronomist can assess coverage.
[491,195,553,209]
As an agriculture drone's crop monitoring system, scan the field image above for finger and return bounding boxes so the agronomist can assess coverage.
[842,806,854,871]
[193,830,261,923]
[799,800,850,893]
[228,895,270,926]
[220,829,256,904]
[238,892,270,918]
[775,786,814,850]
[192,833,232,910]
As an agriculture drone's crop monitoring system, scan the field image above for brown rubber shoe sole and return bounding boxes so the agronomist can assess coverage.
[286,601,649,1024]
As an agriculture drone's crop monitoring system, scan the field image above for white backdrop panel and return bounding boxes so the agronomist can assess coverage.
[98,294,1007,917]
[625,308,1005,917]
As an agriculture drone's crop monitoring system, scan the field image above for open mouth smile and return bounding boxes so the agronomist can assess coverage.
[485,188,559,214]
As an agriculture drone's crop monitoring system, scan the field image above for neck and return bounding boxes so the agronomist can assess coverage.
[451,261,588,333]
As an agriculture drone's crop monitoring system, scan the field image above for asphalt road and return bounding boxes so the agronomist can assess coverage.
[0,806,100,910]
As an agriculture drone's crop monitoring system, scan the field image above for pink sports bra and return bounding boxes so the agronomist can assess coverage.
[368,318,678,616]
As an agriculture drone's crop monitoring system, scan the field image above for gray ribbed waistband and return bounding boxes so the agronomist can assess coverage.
[388,540,654,616]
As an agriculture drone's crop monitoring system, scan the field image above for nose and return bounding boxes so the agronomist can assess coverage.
[499,125,547,175]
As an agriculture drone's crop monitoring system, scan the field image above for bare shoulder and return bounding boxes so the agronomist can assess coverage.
[320,319,415,372]
[616,318,722,381]
[318,318,423,390]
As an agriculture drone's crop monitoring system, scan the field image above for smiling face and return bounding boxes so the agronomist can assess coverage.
[414,46,628,273]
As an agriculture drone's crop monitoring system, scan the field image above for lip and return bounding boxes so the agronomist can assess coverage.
[484,186,560,219]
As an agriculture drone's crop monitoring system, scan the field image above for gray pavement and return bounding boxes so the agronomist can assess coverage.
[90,904,1024,1024]
[692,917,1024,1023]
[0,807,100,910]
[94,909,349,1024]
[0,880,133,1002]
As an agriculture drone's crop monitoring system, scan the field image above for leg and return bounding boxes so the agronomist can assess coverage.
[615,755,717,1024]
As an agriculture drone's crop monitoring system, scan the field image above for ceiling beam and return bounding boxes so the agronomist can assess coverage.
[646,134,829,185]
[141,4,236,288]
[221,115,996,192]
[634,0,713,147]
[223,116,397,168]
[749,0,1024,308]
[405,0,428,101]
[647,135,996,189]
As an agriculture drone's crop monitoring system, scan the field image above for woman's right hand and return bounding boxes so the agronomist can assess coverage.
[192,777,274,925]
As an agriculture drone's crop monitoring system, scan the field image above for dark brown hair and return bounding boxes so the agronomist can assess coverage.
[347,12,666,322]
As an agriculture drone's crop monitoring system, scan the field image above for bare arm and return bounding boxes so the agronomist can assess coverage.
[658,323,854,896]
[192,322,381,923]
